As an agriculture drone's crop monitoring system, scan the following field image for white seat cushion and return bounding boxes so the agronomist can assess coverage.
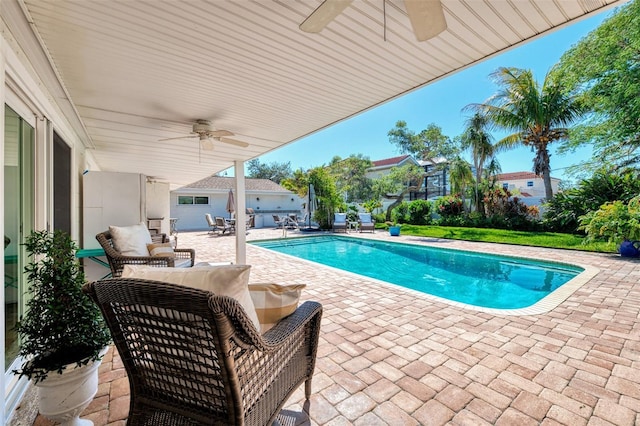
[109,222,152,256]
[122,264,259,330]
[173,259,193,268]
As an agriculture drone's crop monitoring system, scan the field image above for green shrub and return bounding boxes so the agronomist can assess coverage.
[579,195,640,243]
[407,200,432,225]
[543,168,640,233]
[435,195,464,217]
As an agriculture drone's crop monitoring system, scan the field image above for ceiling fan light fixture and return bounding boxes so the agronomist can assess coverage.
[403,0,446,41]
[200,136,214,151]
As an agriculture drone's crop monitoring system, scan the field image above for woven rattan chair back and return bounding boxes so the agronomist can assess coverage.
[84,278,322,425]
[96,231,195,278]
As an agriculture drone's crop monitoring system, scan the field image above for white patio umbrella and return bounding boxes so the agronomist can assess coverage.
[226,189,235,219]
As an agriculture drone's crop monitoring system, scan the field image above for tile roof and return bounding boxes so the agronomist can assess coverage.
[371,155,412,167]
[179,176,291,192]
[497,171,559,181]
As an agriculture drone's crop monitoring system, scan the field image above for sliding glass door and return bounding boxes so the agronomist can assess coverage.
[4,105,34,372]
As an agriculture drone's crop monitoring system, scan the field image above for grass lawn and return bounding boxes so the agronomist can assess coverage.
[394,224,618,253]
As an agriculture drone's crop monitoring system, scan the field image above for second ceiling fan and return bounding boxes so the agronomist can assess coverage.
[300,0,447,42]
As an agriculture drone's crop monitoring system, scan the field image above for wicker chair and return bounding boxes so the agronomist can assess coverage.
[83,278,323,426]
[96,231,195,278]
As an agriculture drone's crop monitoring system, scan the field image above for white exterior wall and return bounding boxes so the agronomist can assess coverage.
[501,177,560,198]
[146,181,171,234]
[170,190,304,231]
[1,10,96,421]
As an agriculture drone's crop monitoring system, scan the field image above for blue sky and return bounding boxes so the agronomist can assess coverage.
[254,8,615,183]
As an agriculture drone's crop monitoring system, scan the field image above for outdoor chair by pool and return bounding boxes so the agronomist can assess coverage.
[83,278,323,426]
[205,213,217,234]
[358,212,375,233]
[215,216,235,235]
[96,230,195,278]
[332,212,347,233]
[272,214,288,229]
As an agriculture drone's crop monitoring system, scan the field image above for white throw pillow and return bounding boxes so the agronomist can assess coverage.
[109,223,152,256]
[122,264,260,331]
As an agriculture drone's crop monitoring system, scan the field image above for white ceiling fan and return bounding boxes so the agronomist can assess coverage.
[300,0,447,42]
[158,120,249,150]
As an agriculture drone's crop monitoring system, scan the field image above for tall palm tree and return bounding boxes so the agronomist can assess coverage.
[468,67,584,200]
[460,112,494,212]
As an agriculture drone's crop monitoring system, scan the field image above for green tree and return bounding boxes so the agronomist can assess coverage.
[388,121,457,160]
[308,167,342,229]
[468,67,584,200]
[326,154,373,202]
[448,156,474,210]
[553,0,640,167]
[246,159,293,184]
[281,168,309,196]
[373,163,425,221]
[460,112,495,212]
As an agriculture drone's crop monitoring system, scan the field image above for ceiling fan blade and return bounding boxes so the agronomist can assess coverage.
[209,130,234,137]
[300,0,353,33]
[403,0,446,42]
[158,135,197,142]
[218,137,249,148]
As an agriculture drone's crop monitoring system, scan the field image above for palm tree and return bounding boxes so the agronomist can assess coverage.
[468,67,584,200]
[448,156,473,211]
[460,112,494,212]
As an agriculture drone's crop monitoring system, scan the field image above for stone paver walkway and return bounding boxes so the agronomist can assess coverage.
[29,228,640,425]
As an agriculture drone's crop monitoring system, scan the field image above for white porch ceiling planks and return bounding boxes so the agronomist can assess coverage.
[14,0,623,188]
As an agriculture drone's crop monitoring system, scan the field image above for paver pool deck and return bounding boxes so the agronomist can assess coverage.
[26,228,640,426]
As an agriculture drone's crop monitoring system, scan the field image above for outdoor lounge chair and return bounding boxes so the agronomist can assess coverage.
[205,213,217,234]
[246,208,256,228]
[96,231,195,278]
[358,212,375,233]
[332,213,347,233]
[215,216,235,235]
[272,214,287,229]
[83,278,323,426]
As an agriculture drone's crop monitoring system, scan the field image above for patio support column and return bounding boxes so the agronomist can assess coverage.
[234,160,247,265]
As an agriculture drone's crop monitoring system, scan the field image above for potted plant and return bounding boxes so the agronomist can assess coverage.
[579,195,640,257]
[386,221,402,236]
[14,230,111,425]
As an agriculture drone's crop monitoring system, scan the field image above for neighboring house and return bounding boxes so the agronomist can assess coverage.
[366,155,450,200]
[496,171,561,212]
[497,172,561,198]
[171,176,303,231]
[365,155,450,212]
[365,155,421,180]
[414,157,450,200]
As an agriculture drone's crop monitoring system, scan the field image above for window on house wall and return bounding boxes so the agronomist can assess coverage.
[527,181,534,187]
[178,195,209,205]
[502,183,509,190]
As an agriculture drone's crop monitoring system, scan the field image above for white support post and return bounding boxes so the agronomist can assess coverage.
[234,161,247,265]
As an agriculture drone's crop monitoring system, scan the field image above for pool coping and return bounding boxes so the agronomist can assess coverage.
[250,234,600,316]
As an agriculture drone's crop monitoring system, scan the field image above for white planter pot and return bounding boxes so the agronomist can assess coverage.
[35,354,104,426]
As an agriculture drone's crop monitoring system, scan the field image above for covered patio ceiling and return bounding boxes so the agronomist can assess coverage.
[7,0,622,188]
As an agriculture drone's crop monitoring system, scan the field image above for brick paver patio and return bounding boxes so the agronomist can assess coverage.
[26,227,640,425]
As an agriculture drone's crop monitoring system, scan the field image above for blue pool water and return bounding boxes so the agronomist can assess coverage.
[251,236,583,309]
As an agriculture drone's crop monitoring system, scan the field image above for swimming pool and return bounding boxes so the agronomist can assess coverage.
[251,236,584,310]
